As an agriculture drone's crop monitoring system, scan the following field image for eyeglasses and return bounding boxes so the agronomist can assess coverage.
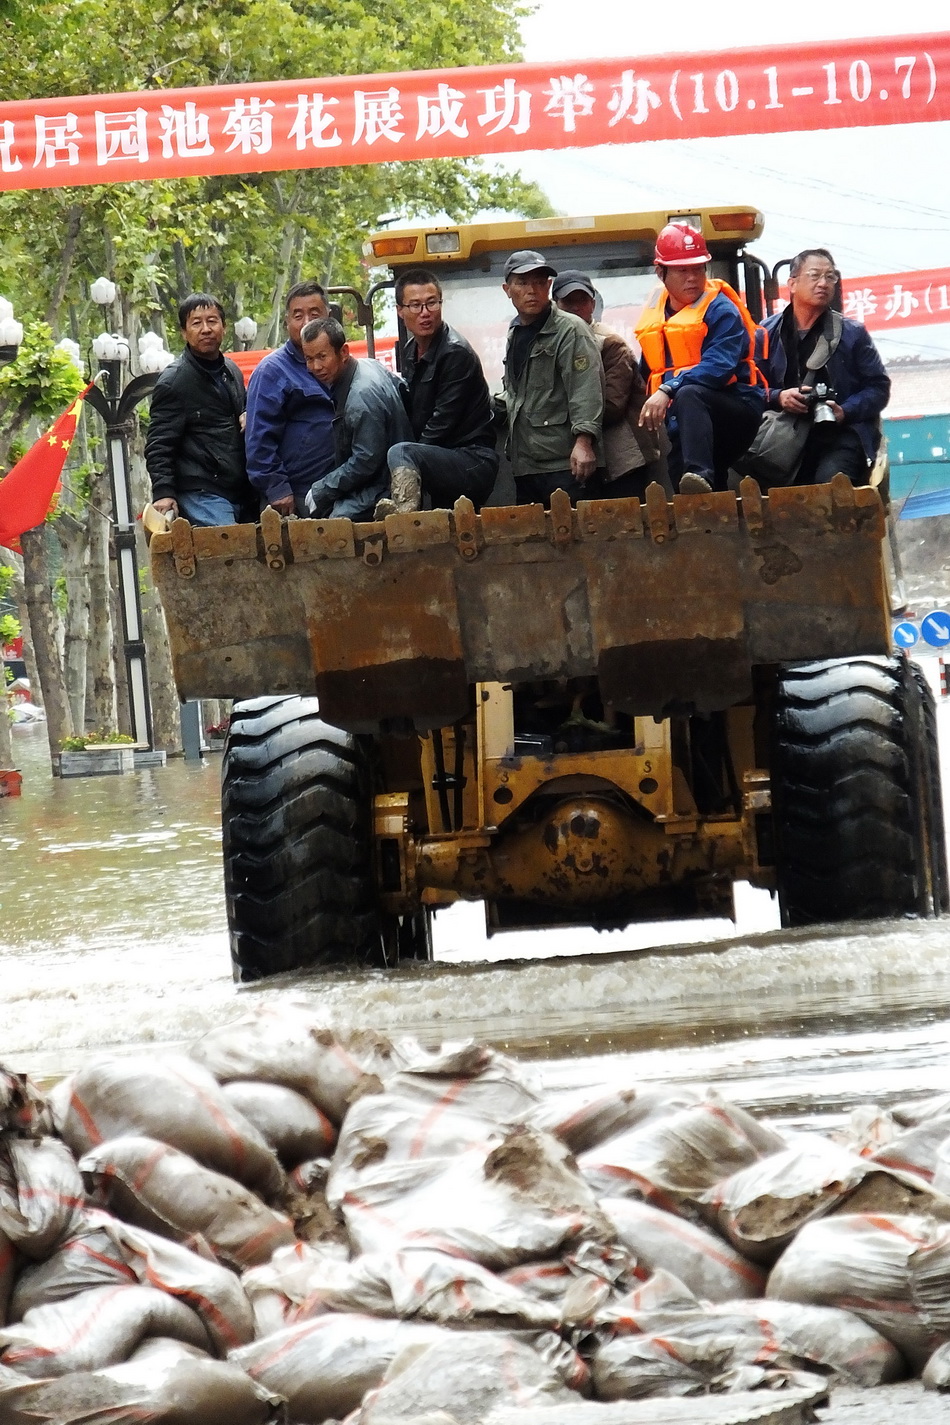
[399,298,443,313]
[801,269,840,285]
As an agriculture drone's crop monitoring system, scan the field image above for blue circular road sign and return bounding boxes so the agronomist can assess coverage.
[893,621,919,648]
[921,612,950,647]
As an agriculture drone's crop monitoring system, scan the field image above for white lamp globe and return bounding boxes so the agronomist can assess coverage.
[91,277,117,305]
[0,296,13,323]
[0,317,23,346]
[92,331,119,360]
[55,337,84,374]
[234,315,258,344]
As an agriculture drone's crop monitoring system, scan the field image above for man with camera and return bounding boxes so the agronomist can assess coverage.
[758,248,890,485]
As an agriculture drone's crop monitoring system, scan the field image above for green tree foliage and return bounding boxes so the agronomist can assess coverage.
[0,0,550,346]
[0,324,84,468]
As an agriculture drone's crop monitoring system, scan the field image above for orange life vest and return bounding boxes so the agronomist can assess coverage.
[635,278,765,396]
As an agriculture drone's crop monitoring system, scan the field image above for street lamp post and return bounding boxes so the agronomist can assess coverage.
[84,285,174,749]
[1,283,174,749]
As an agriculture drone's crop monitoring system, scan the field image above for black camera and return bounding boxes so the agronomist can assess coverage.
[802,380,837,424]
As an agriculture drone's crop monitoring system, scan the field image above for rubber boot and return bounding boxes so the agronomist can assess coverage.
[374,466,423,520]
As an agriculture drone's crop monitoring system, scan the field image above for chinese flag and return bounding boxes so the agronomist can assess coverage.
[0,383,92,550]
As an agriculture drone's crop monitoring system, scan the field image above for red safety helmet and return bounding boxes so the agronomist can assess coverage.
[654,222,711,267]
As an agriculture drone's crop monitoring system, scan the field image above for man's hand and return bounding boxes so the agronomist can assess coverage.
[639,390,671,434]
[269,495,295,517]
[304,483,334,518]
[152,497,178,519]
[778,387,811,415]
[570,435,597,483]
[829,402,845,423]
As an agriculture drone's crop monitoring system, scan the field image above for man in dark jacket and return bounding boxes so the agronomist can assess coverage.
[758,247,890,484]
[374,268,499,518]
[300,318,412,521]
[244,280,336,515]
[146,293,251,525]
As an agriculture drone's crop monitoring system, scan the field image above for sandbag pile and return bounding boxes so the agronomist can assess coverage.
[4,1016,950,1422]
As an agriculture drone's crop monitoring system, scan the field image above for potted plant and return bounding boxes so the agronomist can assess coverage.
[204,718,230,751]
[56,730,136,778]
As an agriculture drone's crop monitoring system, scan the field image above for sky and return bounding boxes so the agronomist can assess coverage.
[500,1,950,361]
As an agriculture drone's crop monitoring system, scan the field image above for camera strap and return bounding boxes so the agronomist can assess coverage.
[800,310,843,390]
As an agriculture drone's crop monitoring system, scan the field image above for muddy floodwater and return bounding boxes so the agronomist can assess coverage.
[3,691,950,1423]
[4,705,950,1133]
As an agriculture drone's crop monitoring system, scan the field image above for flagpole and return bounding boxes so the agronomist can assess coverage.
[85,362,157,750]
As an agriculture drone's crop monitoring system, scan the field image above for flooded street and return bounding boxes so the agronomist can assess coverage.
[4,695,950,1134]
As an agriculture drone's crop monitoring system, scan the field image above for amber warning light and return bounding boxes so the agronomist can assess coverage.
[367,236,418,257]
[710,212,761,232]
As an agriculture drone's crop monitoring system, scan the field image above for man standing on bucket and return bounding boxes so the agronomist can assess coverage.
[636,222,765,494]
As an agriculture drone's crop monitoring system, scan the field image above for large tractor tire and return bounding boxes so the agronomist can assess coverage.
[771,656,947,927]
[222,695,385,982]
[911,662,950,915]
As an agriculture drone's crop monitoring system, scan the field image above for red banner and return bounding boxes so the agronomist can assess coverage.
[838,268,950,332]
[0,32,947,192]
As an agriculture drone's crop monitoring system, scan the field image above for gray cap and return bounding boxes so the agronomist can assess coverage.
[503,249,557,281]
[552,268,596,300]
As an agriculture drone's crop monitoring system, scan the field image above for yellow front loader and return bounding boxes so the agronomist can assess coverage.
[147,207,947,980]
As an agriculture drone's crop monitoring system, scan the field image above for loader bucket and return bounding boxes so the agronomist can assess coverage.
[147,476,889,733]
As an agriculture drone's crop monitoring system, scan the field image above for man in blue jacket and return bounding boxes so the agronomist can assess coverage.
[245,281,336,515]
[300,318,412,521]
[758,248,890,485]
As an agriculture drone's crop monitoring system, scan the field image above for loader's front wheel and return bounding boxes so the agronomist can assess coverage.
[222,696,384,982]
[771,656,946,927]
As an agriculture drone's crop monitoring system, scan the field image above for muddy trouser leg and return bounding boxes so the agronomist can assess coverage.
[386,442,499,511]
[797,426,869,486]
[670,385,762,491]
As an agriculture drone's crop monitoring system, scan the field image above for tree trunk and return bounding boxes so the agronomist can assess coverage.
[85,467,117,731]
[111,580,132,737]
[0,689,13,768]
[44,202,84,331]
[173,239,191,304]
[19,525,73,758]
[129,446,181,752]
[56,512,91,734]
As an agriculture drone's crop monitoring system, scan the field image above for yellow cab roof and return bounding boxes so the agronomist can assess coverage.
[363,206,764,267]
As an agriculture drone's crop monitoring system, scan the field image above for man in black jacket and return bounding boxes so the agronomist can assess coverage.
[374,268,499,517]
[146,293,251,525]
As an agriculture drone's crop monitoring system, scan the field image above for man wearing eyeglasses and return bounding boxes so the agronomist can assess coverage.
[374,268,499,517]
[758,248,890,485]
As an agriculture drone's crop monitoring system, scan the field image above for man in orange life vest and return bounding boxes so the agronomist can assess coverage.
[636,222,765,495]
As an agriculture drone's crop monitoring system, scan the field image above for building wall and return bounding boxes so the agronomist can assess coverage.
[886,414,950,518]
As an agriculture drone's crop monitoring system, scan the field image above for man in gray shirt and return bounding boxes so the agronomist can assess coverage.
[301,318,412,521]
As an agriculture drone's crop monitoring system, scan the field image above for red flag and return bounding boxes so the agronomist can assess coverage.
[0,383,92,549]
